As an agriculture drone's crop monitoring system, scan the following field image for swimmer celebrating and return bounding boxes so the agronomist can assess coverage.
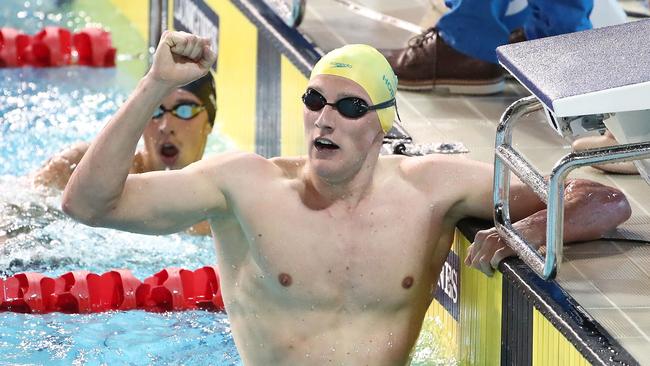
[63,31,631,365]
[33,72,216,189]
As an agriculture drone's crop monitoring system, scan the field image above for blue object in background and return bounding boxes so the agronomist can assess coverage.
[438,0,593,63]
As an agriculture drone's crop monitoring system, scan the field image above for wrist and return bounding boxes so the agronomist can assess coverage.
[140,72,176,98]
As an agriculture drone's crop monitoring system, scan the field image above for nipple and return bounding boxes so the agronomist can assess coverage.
[278,273,292,287]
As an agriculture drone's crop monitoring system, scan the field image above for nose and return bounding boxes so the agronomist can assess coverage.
[314,105,336,131]
[157,114,175,135]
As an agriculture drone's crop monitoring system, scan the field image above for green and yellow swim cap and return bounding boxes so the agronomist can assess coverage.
[310,44,398,133]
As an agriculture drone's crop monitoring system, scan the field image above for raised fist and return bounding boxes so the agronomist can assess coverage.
[148,31,217,88]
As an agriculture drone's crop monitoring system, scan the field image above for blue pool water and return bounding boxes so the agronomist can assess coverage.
[0,1,241,365]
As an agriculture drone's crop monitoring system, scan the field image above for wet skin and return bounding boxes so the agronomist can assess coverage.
[206,76,483,365]
[194,76,628,365]
[35,89,213,235]
[141,89,212,172]
[63,36,631,366]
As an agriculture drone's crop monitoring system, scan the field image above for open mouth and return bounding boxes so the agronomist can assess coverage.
[160,143,179,158]
[314,137,340,151]
[159,142,179,166]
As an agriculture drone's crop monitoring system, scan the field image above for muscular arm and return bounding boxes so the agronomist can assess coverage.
[467,178,630,275]
[62,31,222,234]
[416,155,631,275]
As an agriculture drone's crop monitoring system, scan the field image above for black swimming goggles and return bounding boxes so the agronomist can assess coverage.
[302,88,396,119]
[152,103,206,120]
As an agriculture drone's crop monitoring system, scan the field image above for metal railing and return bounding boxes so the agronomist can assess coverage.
[493,96,650,279]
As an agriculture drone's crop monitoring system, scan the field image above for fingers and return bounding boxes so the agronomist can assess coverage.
[164,32,212,62]
[199,42,218,70]
[478,255,494,277]
[465,229,507,276]
[187,37,203,60]
[464,243,476,266]
[490,246,515,269]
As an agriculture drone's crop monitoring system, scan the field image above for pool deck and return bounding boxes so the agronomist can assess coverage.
[298,0,650,363]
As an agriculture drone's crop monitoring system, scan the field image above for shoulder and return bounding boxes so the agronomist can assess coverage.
[131,151,146,173]
[189,151,286,187]
[395,154,479,183]
[197,151,272,171]
[389,154,493,212]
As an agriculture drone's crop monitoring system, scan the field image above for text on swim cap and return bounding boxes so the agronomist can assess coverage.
[382,74,395,98]
[329,62,352,68]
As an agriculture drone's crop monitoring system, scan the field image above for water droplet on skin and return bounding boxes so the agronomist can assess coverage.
[310,305,315,310]
[330,347,336,352]
[305,353,310,358]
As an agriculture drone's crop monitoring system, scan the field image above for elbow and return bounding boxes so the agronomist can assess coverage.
[61,189,103,227]
[567,180,632,231]
[592,183,631,227]
[610,188,632,226]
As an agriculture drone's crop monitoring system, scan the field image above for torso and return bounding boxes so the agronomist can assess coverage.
[209,155,462,366]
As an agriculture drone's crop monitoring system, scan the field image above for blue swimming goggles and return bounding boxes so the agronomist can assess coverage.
[152,103,206,120]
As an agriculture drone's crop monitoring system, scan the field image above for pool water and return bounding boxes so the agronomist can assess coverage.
[0,311,238,365]
[0,1,241,365]
[0,1,456,365]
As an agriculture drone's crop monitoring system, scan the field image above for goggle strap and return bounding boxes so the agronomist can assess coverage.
[367,98,396,111]
[395,101,401,122]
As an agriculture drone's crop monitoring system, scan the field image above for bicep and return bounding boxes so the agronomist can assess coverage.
[98,160,228,235]
[447,157,545,221]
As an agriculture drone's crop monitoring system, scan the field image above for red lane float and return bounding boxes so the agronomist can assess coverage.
[0,26,116,68]
[0,28,32,67]
[31,26,72,67]
[73,28,116,67]
[0,266,224,314]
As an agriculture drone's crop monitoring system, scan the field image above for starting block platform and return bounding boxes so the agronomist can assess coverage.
[495,18,650,280]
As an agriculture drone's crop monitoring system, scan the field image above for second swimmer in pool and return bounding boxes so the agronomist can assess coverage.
[33,72,216,234]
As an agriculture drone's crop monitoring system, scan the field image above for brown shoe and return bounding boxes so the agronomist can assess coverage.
[382,28,504,94]
[508,28,527,44]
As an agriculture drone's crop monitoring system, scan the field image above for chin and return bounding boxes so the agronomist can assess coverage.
[311,160,348,181]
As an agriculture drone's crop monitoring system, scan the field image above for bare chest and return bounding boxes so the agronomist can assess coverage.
[229,193,449,309]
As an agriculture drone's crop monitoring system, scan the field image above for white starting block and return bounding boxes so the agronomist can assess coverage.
[494,19,650,279]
